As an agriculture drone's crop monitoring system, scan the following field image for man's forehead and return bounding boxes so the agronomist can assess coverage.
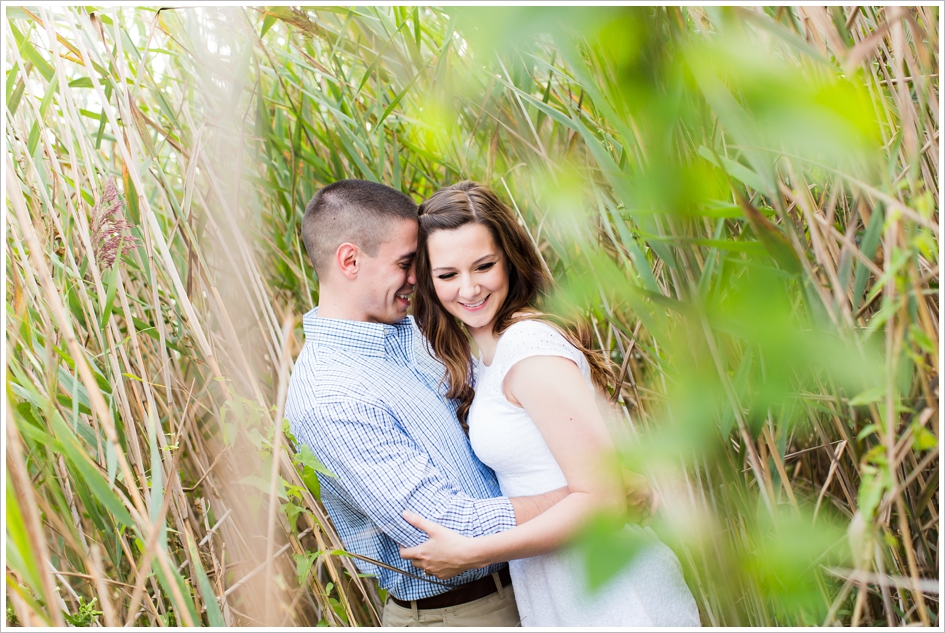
[380,217,418,257]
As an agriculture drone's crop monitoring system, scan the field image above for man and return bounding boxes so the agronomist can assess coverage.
[285,180,567,627]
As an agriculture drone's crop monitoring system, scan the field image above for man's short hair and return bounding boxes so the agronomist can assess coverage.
[302,180,418,278]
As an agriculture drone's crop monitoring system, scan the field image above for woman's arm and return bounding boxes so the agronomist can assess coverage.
[400,354,624,578]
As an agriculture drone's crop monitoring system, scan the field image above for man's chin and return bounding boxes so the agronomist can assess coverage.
[387,307,409,323]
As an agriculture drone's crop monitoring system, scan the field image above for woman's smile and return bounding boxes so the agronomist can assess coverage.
[458,294,489,311]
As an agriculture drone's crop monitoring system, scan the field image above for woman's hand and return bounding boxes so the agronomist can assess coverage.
[622,467,660,525]
[399,511,479,579]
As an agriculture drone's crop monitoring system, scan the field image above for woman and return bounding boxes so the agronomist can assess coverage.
[400,181,700,627]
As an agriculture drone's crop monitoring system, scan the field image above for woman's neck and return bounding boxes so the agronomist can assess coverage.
[467,321,500,366]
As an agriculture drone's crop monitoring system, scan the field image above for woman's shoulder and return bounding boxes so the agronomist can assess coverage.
[495,316,584,369]
[499,315,566,344]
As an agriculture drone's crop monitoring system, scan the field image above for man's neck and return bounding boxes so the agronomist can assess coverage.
[314,289,367,322]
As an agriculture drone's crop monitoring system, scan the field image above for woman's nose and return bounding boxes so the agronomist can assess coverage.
[459,273,479,298]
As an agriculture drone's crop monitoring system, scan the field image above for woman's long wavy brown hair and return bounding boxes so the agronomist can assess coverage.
[413,181,616,432]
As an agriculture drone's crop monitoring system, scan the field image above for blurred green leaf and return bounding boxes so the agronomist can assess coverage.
[238,474,289,501]
[573,512,657,592]
[911,425,937,452]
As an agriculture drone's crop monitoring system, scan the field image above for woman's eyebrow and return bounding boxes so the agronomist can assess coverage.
[472,253,496,265]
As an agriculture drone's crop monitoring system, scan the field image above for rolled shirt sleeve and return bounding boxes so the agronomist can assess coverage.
[303,397,516,547]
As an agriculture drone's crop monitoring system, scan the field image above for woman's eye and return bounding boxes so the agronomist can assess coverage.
[437,273,457,280]
[477,262,496,271]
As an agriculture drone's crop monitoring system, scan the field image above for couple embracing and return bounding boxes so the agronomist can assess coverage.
[285,180,700,627]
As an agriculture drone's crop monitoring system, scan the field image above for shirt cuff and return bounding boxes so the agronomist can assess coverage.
[470,496,517,537]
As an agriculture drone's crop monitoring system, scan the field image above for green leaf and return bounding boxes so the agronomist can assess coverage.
[148,547,201,626]
[295,444,336,478]
[5,478,43,597]
[6,60,20,98]
[68,77,94,88]
[62,597,104,626]
[356,21,408,95]
[122,163,140,224]
[238,475,289,501]
[222,421,238,446]
[260,11,278,38]
[52,414,134,528]
[329,596,349,625]
[12,22,55,81]
[909,327,936,356]
[857,467,888,521]
[573,513,656,592]
[648,236,768,255]
[282,501,306,532]
[911,425,937,452]
[99,265,120,330]
[294,551,319,586]
[8,78,26,116]
[106,435,118,485]
[856,424,878,441]
[5,7,38,21]
[26,121,40,156]
[852,206,884,309]
[57,366,93,422]
[377,67,425,128]
[849,387,886,407]
[147,408,168,551]
[300,466,321,500]
[698,146,768,193]
[187,532,225,626]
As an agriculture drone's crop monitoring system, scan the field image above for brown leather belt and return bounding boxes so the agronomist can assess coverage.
[390,566,512,610]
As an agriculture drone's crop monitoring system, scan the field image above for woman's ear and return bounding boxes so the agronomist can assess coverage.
[335,242,360,280]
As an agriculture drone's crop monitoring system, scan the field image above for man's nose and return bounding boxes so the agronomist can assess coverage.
[407,263,416,286]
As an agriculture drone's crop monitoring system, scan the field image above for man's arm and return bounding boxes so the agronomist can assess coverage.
[292,397,520,547]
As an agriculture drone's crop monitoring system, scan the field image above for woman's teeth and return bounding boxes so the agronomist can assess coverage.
[460,297,486,308]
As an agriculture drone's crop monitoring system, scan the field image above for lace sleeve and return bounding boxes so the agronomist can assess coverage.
[492,319,591,387]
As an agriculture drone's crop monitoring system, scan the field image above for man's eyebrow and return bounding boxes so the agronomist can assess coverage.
[432,253,496,272]
[397,251,416,262]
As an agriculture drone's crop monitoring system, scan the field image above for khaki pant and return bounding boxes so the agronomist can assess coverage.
[382,575,520,627]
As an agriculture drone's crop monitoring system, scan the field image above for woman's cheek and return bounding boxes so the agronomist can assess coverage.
[432,280,452,310]
[489,267,508,294]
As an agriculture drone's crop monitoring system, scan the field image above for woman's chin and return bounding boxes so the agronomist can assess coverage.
[461,317,496,334]
[448,310,484,330]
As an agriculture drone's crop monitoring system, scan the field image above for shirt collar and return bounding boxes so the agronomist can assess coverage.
[302,307,415,358]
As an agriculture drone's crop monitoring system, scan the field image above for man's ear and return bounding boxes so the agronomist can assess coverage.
[335,242,360,280]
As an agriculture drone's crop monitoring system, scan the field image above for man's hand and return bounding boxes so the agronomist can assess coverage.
[400,511,479,579]
[622,468,659,525]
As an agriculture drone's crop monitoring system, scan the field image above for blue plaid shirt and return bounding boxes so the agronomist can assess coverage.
[285,309,516,601]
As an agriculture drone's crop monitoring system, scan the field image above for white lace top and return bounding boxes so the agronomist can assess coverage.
[468,319,592,498]
[465,319,701,627]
